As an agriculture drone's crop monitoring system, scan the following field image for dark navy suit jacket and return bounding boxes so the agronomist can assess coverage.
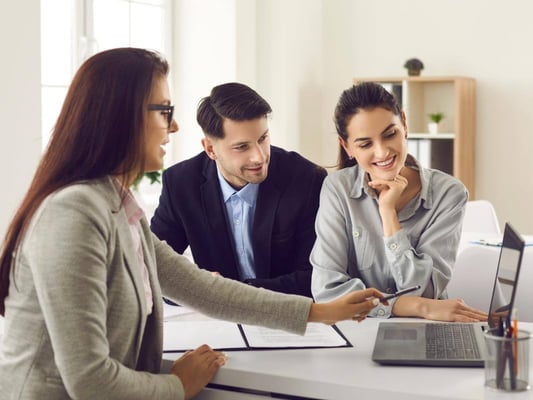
[150,146,327,297]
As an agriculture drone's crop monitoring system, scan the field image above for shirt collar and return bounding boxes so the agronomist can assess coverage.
[216,166,259,206]
[111,177,145,225]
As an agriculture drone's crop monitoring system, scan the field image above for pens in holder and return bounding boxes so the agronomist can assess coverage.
[379,285,421,303]
[496,316,506,388]
[503,312,518,390]
[512,309,518,377]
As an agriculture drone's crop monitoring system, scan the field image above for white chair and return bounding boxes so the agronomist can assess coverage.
[461,200,501,235]
[447,245,499,311]
[450,200,501,310]
[514,250,533,322]
[457,200,501,255]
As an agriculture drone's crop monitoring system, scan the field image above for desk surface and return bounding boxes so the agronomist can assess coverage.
[2,311,532,399]
[165,317,533,400]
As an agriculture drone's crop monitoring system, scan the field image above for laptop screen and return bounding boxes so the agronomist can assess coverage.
[487,223,525,329]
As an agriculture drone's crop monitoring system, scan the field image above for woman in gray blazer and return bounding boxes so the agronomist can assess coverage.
[0,48,383,400]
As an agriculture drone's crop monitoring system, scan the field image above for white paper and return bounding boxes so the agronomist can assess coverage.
[241,323,347,348]
[163,320,246,351]
[470,235,533,247]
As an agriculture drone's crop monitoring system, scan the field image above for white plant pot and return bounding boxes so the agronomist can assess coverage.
[428,122,439,134]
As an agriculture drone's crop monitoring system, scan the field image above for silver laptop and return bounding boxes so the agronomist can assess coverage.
[372,222,525,367]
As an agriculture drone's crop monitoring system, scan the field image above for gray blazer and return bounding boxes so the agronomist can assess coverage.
[0,177,311,400]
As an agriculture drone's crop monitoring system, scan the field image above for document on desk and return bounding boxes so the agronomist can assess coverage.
[241,323,349,348]
[163,321,351,352]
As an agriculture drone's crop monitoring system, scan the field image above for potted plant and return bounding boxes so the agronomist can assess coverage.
[131,170,162,190]
[427,112,444,134]
[403,58,424,76]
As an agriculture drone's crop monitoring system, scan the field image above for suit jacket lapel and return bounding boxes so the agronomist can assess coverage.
[139,225,162,323]
[201,160,240,272]
[115,210,147,318]
[103,177,147,325]
[137,220,164,372]
[98,178,157,370]
[201,161,229,232]
[254,176,280,278]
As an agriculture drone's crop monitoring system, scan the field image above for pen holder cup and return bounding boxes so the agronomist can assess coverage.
[483,328,531,391]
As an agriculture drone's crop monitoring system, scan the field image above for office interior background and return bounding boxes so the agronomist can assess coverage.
[1,0,533,241]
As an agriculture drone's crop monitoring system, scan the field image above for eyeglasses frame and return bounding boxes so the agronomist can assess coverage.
[147,104,174,128]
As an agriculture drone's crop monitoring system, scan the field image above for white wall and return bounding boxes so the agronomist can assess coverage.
[255,0,324,157]
[0,1,42,238]
[2,0,532,236]
[251,0,533,233]
[334,0,533,233]
[169,0,259,162]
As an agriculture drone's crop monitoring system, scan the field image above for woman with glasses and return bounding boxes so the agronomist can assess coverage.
[0,48,384,400]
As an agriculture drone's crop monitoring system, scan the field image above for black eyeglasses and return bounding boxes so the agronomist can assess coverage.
[147,104,174,128]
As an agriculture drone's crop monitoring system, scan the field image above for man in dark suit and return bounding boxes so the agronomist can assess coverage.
[151,82,326,297]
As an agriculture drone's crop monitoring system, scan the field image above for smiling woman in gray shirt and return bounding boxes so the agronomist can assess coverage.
[311,82,486,322]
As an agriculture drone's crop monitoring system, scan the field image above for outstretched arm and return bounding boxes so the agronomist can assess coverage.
[309,287,384,324]
[392,296,487,322]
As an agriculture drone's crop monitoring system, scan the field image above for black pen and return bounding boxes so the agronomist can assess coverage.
[380,285,421,303]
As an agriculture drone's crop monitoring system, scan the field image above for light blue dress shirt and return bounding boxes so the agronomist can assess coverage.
[217,167,259,280]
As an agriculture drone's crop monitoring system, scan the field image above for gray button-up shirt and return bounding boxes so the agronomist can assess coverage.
[311,155,468,317]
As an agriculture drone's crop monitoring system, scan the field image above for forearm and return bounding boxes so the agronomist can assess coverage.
[392,296,488,322]
[157,239,312,334]
[391,295,429,318]
[307,302,330,323]
[308,288,383,325]
[383,231,433,290]
[379,206,401,237]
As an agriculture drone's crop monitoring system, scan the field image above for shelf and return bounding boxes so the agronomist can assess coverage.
[409,133,455,140]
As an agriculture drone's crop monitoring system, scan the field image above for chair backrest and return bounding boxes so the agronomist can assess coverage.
[514,250,533,322]
[447,245,499,311]
[450,232,533,322]
[462,200,501,235]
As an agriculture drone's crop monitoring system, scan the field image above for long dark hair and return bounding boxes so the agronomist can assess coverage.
[0,48,169,315]
[334,82,402,169]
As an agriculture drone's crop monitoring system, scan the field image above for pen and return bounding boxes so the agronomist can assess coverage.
[380,285,421,303]
[504,314,517,390]
[496,317,505,389]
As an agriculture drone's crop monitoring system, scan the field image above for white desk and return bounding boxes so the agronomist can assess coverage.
[2,310,532,399]
[164,317,533,400]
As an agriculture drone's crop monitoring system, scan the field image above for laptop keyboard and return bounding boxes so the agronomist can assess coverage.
[426,324,481,360]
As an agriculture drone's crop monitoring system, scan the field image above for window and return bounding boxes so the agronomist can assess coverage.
[41,0,172,149]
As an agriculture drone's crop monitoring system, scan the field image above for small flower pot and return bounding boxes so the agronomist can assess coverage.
[428,122,439,134]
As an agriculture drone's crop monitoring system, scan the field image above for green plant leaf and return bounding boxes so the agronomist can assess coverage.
[428,112,444,123]
[131,170,163,190]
